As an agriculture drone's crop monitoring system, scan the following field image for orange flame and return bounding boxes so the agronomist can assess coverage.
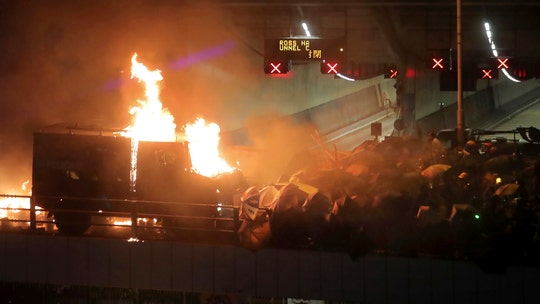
[184,117,234,177]
[122,54,233,177]
[122,53,176,142]
[0,181,43,224]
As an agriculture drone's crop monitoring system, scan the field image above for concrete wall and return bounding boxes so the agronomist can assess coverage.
[221,66,396,154]
[213,61,388,132]
[415,77,540,133]
[414,73,539,123]
[492,78,540,109]
[2,233,540,304]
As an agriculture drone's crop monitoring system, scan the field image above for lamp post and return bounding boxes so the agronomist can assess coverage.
[456,0,464,149]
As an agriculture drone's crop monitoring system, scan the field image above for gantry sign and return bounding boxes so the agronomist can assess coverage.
[263,37,346,74]
[264,37,346,60]
[429,50,540,90]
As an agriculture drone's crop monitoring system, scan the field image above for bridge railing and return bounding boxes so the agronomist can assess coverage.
[0,193,241,244]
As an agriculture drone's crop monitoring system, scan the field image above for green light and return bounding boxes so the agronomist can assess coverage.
[474,214,480,220]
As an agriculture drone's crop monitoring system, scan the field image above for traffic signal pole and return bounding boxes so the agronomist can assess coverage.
[456,0,464,149]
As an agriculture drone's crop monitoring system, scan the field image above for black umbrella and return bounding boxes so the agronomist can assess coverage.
[495,183,520,197]
[421,164,451,179]
[484,154,522,174]
[269,182,321,249]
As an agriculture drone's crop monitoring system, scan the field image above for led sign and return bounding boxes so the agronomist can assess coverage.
[264,38,346,61]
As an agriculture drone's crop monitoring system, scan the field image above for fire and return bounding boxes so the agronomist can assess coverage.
[184,117,234,177]
[0,54,235,233]
[112,217,157,227]
[122,53,233,178]
[0,196,29,219]
[122,54,176,142]
[0,181,44,226]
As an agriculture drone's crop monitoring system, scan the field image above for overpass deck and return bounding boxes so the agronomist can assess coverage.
[1,232,540,304]
[2,88,540,303]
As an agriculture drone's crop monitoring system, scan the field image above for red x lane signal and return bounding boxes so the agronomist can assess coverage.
[264,59,290,74]
[387,68,398,79]
[474,65,498,80]
[326,63,338,73]
[497,58,509,69]
[270,62,282,73]
[320,60,340,74]
[431,57,445,69]
[384,64,398,79]
[482,69,494,79]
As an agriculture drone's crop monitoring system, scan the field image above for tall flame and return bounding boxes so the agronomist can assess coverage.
[122,53,233,178]
[184,117,234,177]
[123,53,176,142]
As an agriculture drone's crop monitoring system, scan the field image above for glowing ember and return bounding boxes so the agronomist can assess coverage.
[0,196,29,219]
[112,217,157,226]
[113,219,132,226]
[184,117,234,177]
[0,181,43,225]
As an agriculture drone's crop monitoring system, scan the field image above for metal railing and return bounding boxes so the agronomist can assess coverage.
[0,193,241,243]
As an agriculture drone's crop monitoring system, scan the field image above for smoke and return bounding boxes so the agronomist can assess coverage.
[0,1,264,192]
[0,1,326,192]
[240,111,319,184]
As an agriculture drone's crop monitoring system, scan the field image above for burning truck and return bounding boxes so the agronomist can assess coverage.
[28,53,246,240]
[31,125,244,240]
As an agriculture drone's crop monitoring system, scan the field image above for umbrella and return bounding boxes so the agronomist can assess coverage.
[353,150,387,172]
[270,182,318,213]
[239,185,278,222]
[449,203,479,222]
[529,126,540,142]
[495,183,520,197]
[258,185,279,210]
[484,154,522,174]
[237,218,271,250]
[240,186,260,221]
[421,164,452,179]
[302,191,333,217]
[345,162,370,176]
[237,186,274,250]
[269,182,321,249]
[417,205,446,225]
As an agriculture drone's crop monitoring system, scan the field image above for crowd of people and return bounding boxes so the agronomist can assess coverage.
[236,129,540,272]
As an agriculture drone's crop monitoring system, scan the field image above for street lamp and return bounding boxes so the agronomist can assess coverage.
[456,0,464,149]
